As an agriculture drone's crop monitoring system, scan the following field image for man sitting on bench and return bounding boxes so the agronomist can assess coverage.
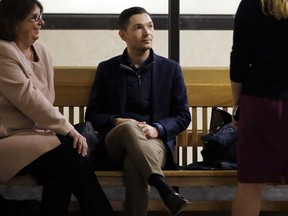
[85,6,191,216]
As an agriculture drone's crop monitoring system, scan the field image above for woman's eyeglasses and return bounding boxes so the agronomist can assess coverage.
[31,13,43,22]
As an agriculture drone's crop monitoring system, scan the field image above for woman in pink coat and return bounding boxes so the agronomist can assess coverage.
[0,0,115,215]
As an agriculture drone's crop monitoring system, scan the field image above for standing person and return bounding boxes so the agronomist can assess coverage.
[230,0,288,215]
[0,0,115,215]
[85,6,191,216]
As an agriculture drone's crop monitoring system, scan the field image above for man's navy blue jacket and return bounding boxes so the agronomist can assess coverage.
[85,49,191,169]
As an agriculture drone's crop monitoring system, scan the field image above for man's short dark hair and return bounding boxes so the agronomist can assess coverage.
[118,6,150,30]
[0,0,43,41]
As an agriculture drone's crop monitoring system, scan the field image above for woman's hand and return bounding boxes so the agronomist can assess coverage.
[68,128,88,157]
[232,105,239,127]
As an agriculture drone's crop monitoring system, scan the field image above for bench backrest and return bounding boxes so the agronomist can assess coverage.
[54,66,233,166]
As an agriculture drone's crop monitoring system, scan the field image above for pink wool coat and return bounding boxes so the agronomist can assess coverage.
[0,40,74,183]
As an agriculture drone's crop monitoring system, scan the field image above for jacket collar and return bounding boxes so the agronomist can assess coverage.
[119,48,155,72]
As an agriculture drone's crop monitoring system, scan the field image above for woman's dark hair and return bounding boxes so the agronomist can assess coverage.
[118,6,149,30]
[0,0,43,41]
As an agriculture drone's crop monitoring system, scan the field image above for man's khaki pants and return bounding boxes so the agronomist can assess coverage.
[105,121,166,216]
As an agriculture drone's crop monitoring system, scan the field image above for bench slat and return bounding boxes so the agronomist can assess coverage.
[94,170,237,187]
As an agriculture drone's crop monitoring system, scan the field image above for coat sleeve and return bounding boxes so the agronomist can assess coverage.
[85,62,117,133]
[153,61,191,143]
[230,0,253,83]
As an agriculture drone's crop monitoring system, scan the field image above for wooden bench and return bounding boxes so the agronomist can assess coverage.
[2,66,288,213]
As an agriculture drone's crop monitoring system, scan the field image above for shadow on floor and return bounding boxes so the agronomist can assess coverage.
[68,211,288,216]
[0,196,40,216]
[1,195,288,216]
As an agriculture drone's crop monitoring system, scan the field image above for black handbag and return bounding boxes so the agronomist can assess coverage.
[180,107,237,170]
[209,107,232,131]
[201,122,237,163]
[73,121,99,169]
[200,107,237,168]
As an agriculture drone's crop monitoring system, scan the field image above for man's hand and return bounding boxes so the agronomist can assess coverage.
[114,118,158,139]
[138,122,158,139]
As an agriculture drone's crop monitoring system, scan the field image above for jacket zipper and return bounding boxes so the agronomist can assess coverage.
[120,62,155,86]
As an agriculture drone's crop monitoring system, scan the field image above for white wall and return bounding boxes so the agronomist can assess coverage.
[38,0,239,67]
[41,0,240,14]
[39,30,233,67]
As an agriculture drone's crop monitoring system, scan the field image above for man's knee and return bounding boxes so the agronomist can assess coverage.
[117,121,140,133]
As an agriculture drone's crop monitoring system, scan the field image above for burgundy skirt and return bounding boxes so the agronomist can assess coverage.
[237,95,288,183]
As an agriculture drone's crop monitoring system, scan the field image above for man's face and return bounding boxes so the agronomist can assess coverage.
[119,13,154,53]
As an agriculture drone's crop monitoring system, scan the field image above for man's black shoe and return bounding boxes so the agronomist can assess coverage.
[163,192,190,215]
